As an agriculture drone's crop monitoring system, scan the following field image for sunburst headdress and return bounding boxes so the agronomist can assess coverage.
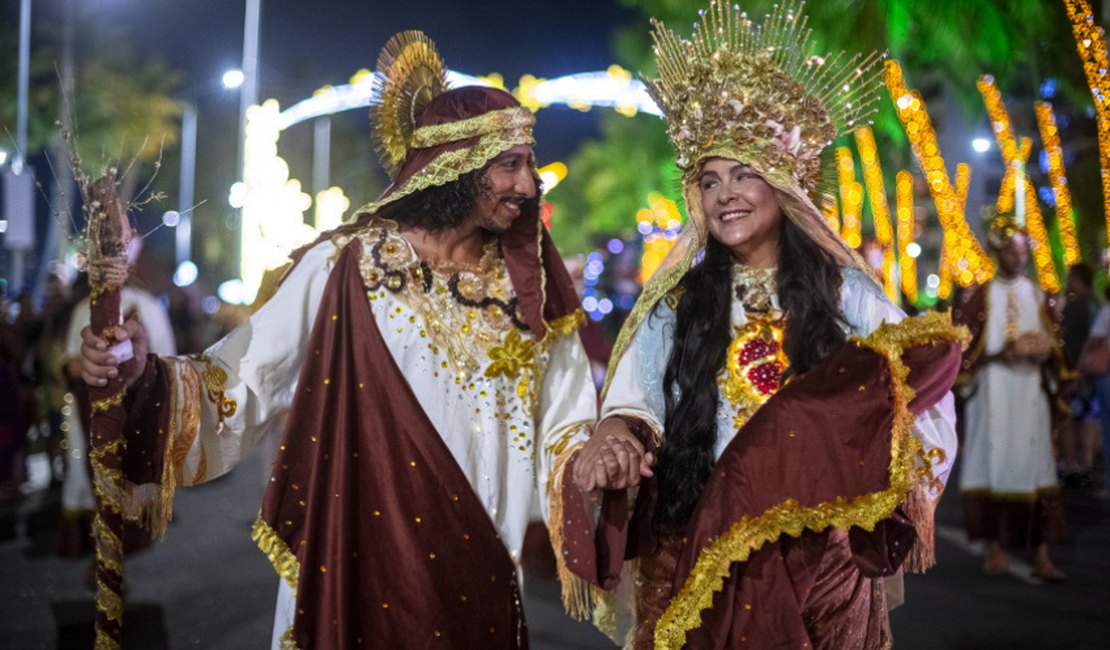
[602,0,887,396]
[355,30,536,216]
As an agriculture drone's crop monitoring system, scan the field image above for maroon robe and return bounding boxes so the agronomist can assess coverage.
[561,315,965,648]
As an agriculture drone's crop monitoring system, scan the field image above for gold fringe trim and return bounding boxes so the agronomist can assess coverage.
[547,438,603,620]
[653,311,968,649]
[253,514,301,590]
[91,389,127,414]
[904,480,936,573]
[542,309,586,345]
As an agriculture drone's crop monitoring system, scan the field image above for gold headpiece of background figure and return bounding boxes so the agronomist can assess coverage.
[644,0,886,194]
[370,30,449,178]
[985,206,1028,249]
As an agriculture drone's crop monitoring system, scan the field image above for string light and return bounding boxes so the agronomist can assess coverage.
[885,60,993,285]
[896,171,918,302]
[1063,0,1110,269]
[240,99,315,303]
[937,164,972,299]
[836,147,864,248]
[854,126,898,301]
[978,75,1060,293]
[1035,101,1082,265]
[314,187,350,232]
[937,232,955,300]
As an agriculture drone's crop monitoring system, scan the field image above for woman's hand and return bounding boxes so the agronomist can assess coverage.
[572,417,655,492]
[80,318,149,389]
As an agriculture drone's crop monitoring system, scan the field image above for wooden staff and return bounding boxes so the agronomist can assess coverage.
[84,175,133,650]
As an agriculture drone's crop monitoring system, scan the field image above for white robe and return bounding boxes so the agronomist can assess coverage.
[149,233,596,648]
[959,276,1057,496]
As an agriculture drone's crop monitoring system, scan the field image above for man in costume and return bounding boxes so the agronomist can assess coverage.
[954,211,1069,580]
[545,2,966,648]
[79,31,596,648]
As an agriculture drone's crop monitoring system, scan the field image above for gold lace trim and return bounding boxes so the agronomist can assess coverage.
[253,514,301,590]
[95,628,120,650]
[653,310,969,649]
[353,128,534,218]
[193,354,237,433]
[542,309,586,345]
[279,625,301,650]
[91,390,127,414]
[545,435,600,620]
[410,107,534,148]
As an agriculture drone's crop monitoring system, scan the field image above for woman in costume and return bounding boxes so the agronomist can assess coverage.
[553,2,967,648]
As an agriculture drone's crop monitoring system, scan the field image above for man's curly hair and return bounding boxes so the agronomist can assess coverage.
[375,168,492,231]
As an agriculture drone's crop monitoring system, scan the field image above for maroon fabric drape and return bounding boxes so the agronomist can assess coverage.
[262,241,527,648]
[561,329,962,648]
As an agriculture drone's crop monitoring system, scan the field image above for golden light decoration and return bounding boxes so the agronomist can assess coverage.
[836,147,864,249]
[978,75,1060,293]
[638,192,682,284]
[938,164,971,300]
[854,126,898,301]
[538,161,568,192]
[937,233,955,300]
[885,60,993,285]
[314,186,350,232]
[241,99,316,301]
[896,170,918,302]
[1063,0,1110,268]
[1035,100,1082,265]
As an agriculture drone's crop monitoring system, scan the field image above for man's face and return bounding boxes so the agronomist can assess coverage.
[995,235,1029,278]
[471,144,537,234]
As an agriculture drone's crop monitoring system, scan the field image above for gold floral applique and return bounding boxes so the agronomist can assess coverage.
[485,329,538,413]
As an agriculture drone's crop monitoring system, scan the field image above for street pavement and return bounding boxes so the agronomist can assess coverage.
[1,447,1107,649]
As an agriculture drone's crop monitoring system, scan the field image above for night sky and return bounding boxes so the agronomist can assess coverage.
[95,0,643,162]
[4,0,649,277]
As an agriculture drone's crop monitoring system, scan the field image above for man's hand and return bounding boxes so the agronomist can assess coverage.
[80,318,149,389]
[572,417,655,493]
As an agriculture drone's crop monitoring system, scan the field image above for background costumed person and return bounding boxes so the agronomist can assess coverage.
[79,31,597,648]
[954,211,1069,580]
[551,2,967,648]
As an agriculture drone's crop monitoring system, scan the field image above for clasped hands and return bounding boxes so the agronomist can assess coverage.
[571,416,655,493]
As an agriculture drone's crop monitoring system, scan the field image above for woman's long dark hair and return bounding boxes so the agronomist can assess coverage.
[653,211,848,535]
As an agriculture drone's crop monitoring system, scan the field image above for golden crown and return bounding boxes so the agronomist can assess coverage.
[985,207,1027,248]
[644,0,885,192]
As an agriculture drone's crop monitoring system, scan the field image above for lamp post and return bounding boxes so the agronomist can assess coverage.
[170,70,243,273]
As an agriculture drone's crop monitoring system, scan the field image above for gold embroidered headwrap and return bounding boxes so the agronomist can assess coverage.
[354,30,536,217]
[603,0,886,396]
